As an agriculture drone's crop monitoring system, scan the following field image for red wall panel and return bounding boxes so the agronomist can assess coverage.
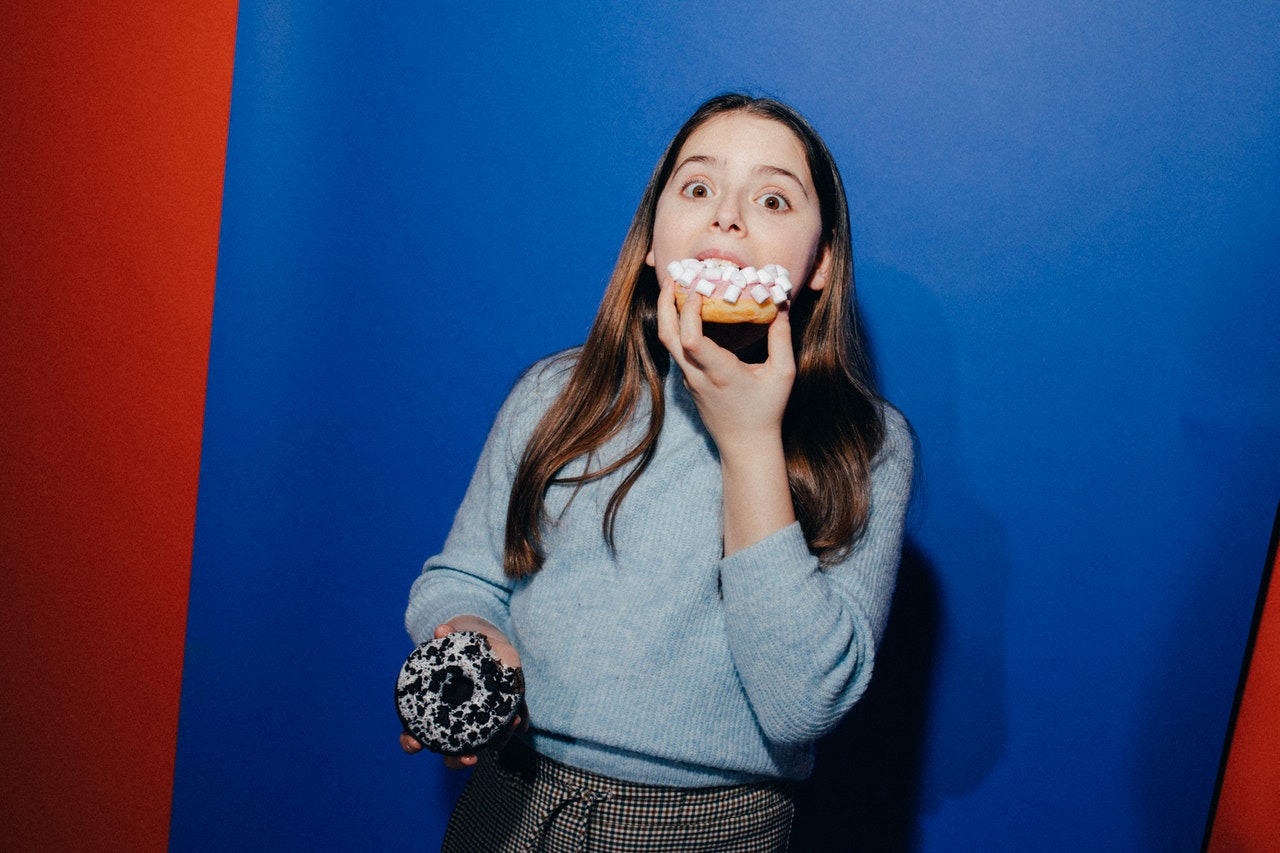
[0,3,237,849]
[1207,507,1280,852]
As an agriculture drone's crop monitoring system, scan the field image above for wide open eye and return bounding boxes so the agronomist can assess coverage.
[681,181,711,199]
[757,193,790,211]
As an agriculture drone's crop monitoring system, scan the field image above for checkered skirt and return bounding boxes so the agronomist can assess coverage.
[441,740,794,852]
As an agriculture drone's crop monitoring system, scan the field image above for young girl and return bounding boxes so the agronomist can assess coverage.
[401,93,914,852]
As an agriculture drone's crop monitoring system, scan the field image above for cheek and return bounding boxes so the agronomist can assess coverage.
[649,203,686,260]
[767,224,822,277]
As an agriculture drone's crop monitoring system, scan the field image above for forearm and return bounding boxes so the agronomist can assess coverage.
[719,438,795,557]
[720,412,915,742]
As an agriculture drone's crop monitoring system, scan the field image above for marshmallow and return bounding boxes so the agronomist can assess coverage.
[723,284,742,304]
[769,283,788,304]
[666,260,685,280]
[776,275,793,293]
[694,279,716,297]
[757,267,775,285]
[741,266,759,283]
[677,267,697,285]
[729,270,746,287]
[750,284,771,304]
[703,266,723,281]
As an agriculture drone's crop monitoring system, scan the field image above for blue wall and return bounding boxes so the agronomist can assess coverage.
[173,2,1280,850]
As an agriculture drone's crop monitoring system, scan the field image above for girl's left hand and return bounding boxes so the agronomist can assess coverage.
[655,276,795,450]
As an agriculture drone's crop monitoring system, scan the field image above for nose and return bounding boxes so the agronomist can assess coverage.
[711,192,745,234]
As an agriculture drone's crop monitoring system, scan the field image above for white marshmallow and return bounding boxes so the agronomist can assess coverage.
[666,261,685,280]
[757,267,775,285]
[750,284,771,304]
[723,284,742,304]
[741,266,759,283]
[702,266,723,281]
[677,267,697,285]
[729,270,746,287]
[775,265,790,279]
[694,280,716,297]
[776,275,793,293]
[769,283,788,304]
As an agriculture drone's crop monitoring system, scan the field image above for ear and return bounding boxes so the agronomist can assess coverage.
[645,247,656,268]
[808,243,833,291]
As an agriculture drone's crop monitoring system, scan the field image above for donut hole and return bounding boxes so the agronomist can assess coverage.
[433,665,476,706]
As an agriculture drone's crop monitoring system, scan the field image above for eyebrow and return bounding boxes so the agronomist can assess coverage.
[672,155,811,198]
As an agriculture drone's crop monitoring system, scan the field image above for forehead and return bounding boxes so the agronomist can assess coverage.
[674,113,812,179]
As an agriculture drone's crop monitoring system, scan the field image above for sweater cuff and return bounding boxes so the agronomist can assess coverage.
[719,521,816,592]
[404,567,513,645]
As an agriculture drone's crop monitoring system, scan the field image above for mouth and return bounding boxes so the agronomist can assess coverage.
[695,248,749,268]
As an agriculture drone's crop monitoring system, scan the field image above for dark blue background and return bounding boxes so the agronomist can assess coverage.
[173,2,1280,850]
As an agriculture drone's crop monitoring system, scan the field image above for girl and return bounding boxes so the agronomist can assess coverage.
[401,93,914,852]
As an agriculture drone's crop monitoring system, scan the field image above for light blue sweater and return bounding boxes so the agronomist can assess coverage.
[405,351,914,787]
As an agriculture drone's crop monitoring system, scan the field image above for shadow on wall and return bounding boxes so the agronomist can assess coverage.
[790,261,1015,849]
[792,541,941,851]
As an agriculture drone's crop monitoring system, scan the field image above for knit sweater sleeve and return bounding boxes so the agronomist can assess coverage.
[717,405,915,745]
[403,355,572,644]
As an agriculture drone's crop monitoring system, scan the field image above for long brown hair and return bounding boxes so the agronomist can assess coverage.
[504,93,886,577]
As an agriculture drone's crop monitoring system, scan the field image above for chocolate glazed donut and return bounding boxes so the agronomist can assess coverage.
[396,631,524,755]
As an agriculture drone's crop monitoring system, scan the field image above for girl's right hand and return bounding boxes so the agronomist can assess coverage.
[398,618,526,769]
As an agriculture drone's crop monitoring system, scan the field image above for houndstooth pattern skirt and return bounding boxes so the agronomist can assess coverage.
[440,739,794,853]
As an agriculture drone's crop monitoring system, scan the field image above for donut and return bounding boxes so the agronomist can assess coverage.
[395,631,524,756]
[667,258,794,324]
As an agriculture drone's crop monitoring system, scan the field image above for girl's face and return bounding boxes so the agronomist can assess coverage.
[647,112,830,295]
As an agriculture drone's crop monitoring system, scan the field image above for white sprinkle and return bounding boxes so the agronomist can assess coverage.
[750,284,771,304]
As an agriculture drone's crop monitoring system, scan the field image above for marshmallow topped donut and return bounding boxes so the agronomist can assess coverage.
[395,631,524,756]
[666,258,794,324]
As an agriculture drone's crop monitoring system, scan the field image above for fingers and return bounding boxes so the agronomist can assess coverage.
[443,754,478,770]
[765,307,796,378]
[654,276,685,363]
[433,622,455,639]
[512,701,530,734]
[400,731,482,769]
[678,293,707,358]
[401,730,479,769]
